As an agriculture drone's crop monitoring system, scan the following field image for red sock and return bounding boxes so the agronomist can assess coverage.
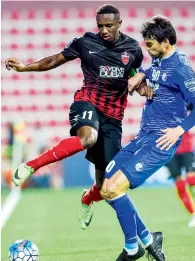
[82,183,103,205]
[27,136,84,172]
[186,174,195,186]
[175,179,195,214]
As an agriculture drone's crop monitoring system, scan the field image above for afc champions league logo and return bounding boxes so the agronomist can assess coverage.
[121,51,130,65]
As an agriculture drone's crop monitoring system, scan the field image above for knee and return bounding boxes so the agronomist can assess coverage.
[80,132,98,149]
[100,181,118,200]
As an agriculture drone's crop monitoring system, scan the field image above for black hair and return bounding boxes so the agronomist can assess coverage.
[141,15,177,45]
[96,4,120,15]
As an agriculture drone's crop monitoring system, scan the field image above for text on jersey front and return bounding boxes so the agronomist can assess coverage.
[100,66,125,78]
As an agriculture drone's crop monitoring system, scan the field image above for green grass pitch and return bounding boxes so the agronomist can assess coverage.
[1,187,195,261]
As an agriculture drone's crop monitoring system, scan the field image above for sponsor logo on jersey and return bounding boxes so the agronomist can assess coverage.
[99,66,125,78]
[121,51,130,65]
[152,69,160,81]
[150,69,160,91]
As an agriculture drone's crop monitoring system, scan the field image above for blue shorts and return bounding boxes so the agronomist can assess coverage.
[105,131,177,189]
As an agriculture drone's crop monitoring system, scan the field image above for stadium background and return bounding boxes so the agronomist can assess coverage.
[1,1,195,261]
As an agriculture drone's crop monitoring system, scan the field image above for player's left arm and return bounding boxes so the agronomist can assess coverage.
[128,45,153,99]
[156,64,195,151]
[128,45,145,94]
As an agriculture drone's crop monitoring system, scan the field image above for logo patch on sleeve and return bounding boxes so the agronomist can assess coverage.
[135,162,143,171]
[184,79,195,92]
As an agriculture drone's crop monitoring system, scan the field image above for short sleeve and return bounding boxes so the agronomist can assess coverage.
[61,37,82,60]
[173,63,195,104]
[132,46,144,69]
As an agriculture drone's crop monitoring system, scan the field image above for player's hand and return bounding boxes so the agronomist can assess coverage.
[137,84,154,100]
[5,58,25,72]
[156,126,185,151]
[128,73,145,95]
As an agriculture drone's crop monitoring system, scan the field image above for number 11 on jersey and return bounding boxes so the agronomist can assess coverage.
[82,111,93,120]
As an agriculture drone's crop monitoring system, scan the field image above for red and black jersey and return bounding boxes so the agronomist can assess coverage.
[176,132,194,154]
[61,32,143,121]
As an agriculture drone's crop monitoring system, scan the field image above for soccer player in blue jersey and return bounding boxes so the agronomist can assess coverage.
[99,16,195,261]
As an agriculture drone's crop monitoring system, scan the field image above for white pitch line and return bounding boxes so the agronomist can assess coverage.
[1,187,22,229]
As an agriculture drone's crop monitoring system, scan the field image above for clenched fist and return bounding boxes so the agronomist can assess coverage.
[137,82,154,100]
[128,72,145,95]
[5,58,25,72]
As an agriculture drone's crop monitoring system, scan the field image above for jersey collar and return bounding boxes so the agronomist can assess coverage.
[153,48,177,66]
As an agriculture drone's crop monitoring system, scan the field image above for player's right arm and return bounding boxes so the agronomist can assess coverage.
[5,37,82,72]
[5,52,68,72]
[156,63,195,151]
[128,70,154,100]
[173,63,195,132]
[128,71,145,94]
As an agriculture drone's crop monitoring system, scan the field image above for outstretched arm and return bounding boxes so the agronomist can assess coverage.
[5,52,68,72]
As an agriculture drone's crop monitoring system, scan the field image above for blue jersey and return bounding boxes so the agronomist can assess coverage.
[140,50,195,136]
[105,50,195,189]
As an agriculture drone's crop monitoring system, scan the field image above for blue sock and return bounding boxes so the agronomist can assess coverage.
[107,194,138,255]
[135,212,153,247]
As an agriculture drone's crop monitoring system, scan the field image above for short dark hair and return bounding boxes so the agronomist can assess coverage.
[96,4,120,15]
[140,15,177,45]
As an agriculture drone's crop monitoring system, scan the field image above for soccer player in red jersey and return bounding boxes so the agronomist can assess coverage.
[5,4,153,228]
[166,104,195,227]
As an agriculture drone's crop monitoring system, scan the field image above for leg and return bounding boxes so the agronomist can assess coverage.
[100,142,146,259]
[28,125,97,171]
[95,169,105,190]
[167,153,195,227]
[166,155,195,214]
[101,136,173,260]
[12,126,98,186]
[186,169,195,227]
[79,170,104,230]
[82,169,104,205]
[175,177,195,215]
[12,101,99,186]
[101,172,165,261]
[79,117,122,229]
[101,169,153,246]
[175,176,195,228]
[83,117,122,203]
[182,153,195,227]
[101,170,145,260]
[184,152,195,186]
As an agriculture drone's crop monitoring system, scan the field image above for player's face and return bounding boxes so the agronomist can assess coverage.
[144,38,167,58]
[96,14,122,43]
